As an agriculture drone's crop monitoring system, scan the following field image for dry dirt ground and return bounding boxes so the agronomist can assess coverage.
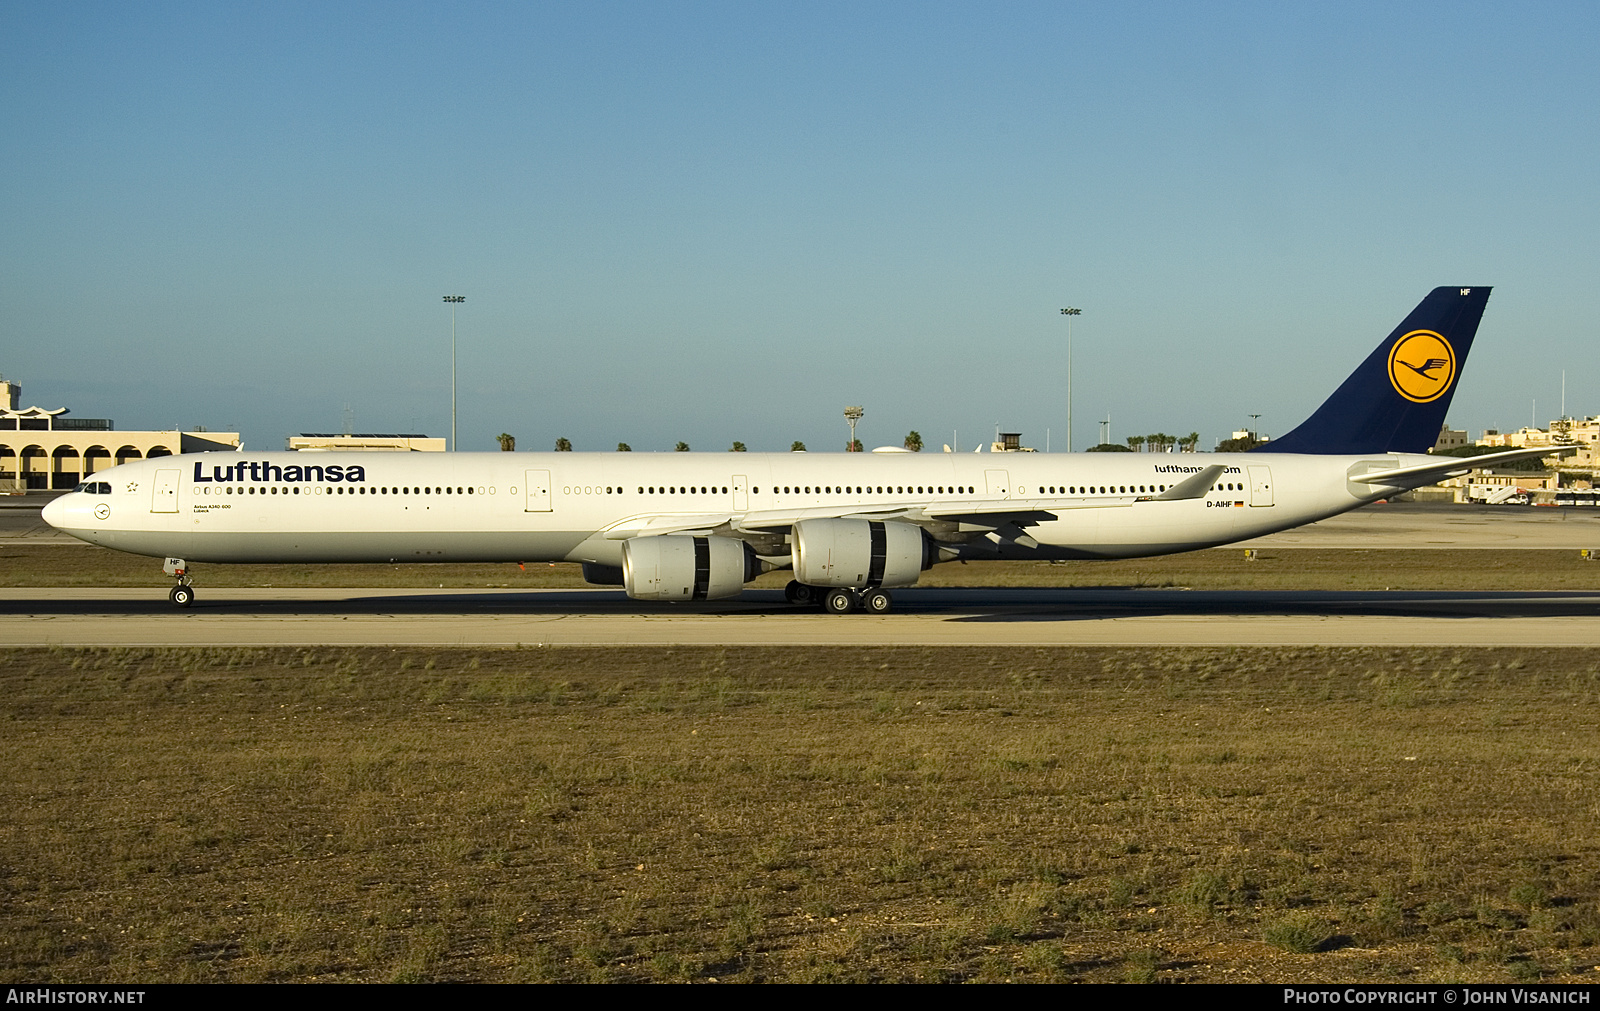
[2,645,1597,983]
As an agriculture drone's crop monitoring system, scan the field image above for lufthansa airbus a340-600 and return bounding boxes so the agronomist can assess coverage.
[44,287,1564,614]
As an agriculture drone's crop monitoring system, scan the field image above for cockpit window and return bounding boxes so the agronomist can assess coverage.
[74,481,112,495]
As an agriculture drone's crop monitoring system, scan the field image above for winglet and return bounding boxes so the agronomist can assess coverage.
[1149,464,1227,501]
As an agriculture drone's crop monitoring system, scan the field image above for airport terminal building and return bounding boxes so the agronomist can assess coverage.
[0,376,239,492]
[286,433,445,452]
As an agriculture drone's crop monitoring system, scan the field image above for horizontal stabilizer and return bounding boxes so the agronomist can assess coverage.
[1350,446,1577,488]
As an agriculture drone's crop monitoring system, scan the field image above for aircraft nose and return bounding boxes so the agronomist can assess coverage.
[41,495,70,530]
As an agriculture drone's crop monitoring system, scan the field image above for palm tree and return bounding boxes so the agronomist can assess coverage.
[1182,432,1199,453]
[616,442,632,452]
[675,442,690,452]
[496,433,515,452]
[554,437,572,452]
[1127,435,1145,453]
[790,441,806,452]
[730,441,747,452]
[904,430,923,452]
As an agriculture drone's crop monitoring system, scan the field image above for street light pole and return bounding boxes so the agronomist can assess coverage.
[844,406,864,452]
[443,295,465,451]
[1060,307,1081,452]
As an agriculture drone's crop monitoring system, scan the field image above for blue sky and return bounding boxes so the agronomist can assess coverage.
[3,1,1596,452]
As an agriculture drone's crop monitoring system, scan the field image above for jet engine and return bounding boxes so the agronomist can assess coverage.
[791,518,933,588]
[581,562,624,586]
[622,535,760,601]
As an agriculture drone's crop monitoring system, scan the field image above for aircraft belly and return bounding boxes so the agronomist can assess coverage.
[88,529,593,564]
[1029,500,1245,556]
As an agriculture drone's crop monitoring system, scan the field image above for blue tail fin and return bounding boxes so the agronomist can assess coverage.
[1263,286,1490,455]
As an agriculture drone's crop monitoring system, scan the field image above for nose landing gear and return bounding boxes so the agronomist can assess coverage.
[163,557,194,608]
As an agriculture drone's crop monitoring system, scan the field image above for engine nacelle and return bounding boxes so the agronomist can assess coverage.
[581,562,624,586]
[622,535,758,601]
[791,518,932,588]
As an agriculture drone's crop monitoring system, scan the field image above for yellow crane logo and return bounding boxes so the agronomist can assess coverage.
[1387,330,1456,403]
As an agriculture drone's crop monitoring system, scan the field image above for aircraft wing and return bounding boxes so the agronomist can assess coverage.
[732,503,1069,534]
[740,495,1165,530]
[914,464,1227,521]
[602,513,740,539]
[603,473,1227,542]
[1350,446,1577,489]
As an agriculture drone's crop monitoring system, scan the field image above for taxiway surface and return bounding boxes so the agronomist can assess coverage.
[5,499,1599,647]
[4,586,1598,647]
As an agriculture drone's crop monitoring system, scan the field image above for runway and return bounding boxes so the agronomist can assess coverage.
[4,585,1598,647]
[6,498,1600,647]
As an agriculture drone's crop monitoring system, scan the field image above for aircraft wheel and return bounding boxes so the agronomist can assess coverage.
[822,588,858,615]
[170,585,194,608]
[784,580,817,605]
[861,588,892,614]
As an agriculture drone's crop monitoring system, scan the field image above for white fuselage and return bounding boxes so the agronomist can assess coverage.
[43,449,1414,569]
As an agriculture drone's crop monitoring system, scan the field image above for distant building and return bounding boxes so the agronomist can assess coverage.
[1432,424,1469,452]
[1,374,238,492]
[1478,416,1597,470]
[287,433,446,452]
[989,432,1037,453]
[1413,416,1597,503]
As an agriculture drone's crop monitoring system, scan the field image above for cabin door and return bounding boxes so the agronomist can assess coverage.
[1247,466,1274,507]
[524,470,552,512]
[151,469,180,513]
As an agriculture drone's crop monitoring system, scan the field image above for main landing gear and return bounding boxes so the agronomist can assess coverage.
[164,557,194,608]
[786,581,893,615]
[783,580,818,605]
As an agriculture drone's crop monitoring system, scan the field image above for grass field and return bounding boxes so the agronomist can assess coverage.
[3,645,1598,983]
[5,542,1600,591]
